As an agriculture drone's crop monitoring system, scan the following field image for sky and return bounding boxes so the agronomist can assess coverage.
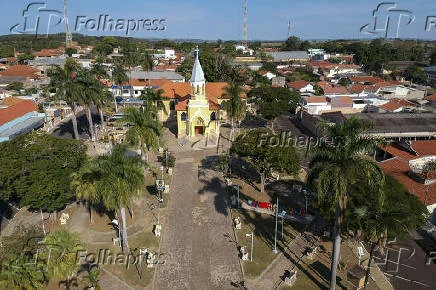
[1,0,436,41]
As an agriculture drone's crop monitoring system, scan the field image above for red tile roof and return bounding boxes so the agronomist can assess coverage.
[377,98,415,112]
[159,82,246,111]
[379,157,436,205]
[307,62,336,70]
[425,94,436,101]
[1,97,25,106]
[364,81,402,92]
[349,83,365,94]
[0,65,39,78]
[304,96,328,103]
[329,96,354,105]
[381,140,436,161]
[349,76,384,84]
[0,100,38,126]
[32,48,65,57]
[317,81,348,94]
[287,80,310,90]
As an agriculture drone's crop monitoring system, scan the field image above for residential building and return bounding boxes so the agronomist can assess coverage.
[425,94,436,106]
[377,140,436,209]
[377,98,416,113]
[425,66,436,86]
[265,51,309,63]
[300,96,331,115]
[0,98,45,142]
[287,80,314,94]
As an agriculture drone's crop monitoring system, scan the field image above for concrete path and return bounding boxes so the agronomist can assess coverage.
[155,149,241,290]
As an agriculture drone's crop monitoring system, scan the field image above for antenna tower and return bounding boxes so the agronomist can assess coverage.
[64,0,72,48]
[242,0,248,48]
[287,20,291,39]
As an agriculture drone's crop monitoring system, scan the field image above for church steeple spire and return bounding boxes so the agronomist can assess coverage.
[190,46,205,99]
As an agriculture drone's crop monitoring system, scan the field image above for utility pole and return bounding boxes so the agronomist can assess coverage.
[40,209,46,236]
[273,196,278,254]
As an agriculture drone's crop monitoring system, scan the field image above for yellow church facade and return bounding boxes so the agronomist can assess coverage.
[158,48,243,139]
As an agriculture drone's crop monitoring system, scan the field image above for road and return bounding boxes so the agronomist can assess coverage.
[155,149,241,290]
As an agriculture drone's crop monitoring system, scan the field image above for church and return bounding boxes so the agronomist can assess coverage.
[159,48,245,139]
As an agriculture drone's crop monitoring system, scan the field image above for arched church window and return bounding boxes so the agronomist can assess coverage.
[196,85,200,94]
[181,112,187,121]
[210,112,216,121]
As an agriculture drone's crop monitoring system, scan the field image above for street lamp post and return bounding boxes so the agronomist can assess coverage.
[246,232,254,262]
[160,166,164,180]
[281,211,286,240]
[303,189,308,213]
[40,209,46,236]
[233,185,240,209]
[273,196,278,254]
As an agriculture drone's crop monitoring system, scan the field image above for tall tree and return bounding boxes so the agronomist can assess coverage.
[119,106,161,162]
[140,88,168,121]
[71,162,102,224]
[110,63,128,112]
[0,258,46,290]
[41,229,84,290]
[91,145,145,253]
[307,117,385,290]
[47,58,82,140]
[222,82,246,142]
[0,133,86,212]
[231,128,300,193]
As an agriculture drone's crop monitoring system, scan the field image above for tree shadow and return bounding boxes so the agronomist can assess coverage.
[163,115,178,137]
[53,111,92,139]
[0,200,14,235]
[197,155,230,217]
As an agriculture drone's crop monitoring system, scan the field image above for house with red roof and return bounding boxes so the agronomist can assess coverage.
[377,98,416,113]
[378,140,436,208]
[300,96,331,115]
[287,80,314,94]
[316,81,348,96]
[0,98,45,142]
[425,94,436,106]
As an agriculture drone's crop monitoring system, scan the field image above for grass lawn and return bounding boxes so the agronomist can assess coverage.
[232,209,300,278]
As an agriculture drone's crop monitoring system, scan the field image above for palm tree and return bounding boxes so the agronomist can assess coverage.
[41,229,84,290]
[110,63,128,113]
[0,258,46,289]
[119,106,162,162]
[93,145,145,253]
[140,88,168,121]
[47,58,82,140]
[71,162,102,224]
[89,61,112,131]
[83,267,101,290]
[307,117,385,290]
[222,82,246,143]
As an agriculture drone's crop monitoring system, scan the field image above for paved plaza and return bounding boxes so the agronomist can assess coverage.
[155,148,241,290]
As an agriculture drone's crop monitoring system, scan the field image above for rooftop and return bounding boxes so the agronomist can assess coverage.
[0,65,40,78]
